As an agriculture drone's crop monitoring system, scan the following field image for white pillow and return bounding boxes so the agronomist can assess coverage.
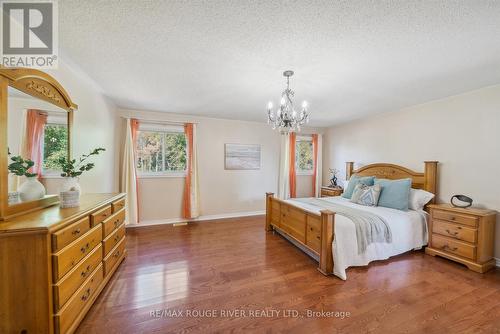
[409,188,435,211]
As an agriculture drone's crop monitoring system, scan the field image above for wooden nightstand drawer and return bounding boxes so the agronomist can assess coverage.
[431,234,476,260]
[432,220,477,244]
[52,217,91,252]
[320,187,343,197]
[433,209,478,228]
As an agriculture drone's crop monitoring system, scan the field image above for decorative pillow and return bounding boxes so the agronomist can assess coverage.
[409,188,435,211]
[350,183,382,206]
[374,178,412,211]
[341,175,375,199]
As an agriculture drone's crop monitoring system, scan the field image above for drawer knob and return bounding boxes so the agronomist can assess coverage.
[81,288,91,301]
[81,265,92,278]
[445,229,459,236]
[441,244,458,252]
[72,228,81,235]
[114,250,121,258]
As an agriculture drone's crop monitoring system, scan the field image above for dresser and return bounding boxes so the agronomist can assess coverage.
[425,204,496,273]
[0,193,127,334]
[320,186,343,197]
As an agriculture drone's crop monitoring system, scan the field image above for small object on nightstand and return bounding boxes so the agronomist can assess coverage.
[451,194,473,208]
[320,186,343,197]
[329,168,340,187]
[425,203,497,273]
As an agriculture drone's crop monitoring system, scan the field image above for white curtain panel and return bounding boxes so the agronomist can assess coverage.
[315,134,323,197]
[277,133,290,199]
[121,119,139,225]
[190,124,200,218]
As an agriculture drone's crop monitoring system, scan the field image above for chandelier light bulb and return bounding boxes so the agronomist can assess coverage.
[267,101,273,110]
[302,100,308,108]
[280,97,286,105]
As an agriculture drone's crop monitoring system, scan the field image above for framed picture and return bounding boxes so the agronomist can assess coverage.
[224,144,261,170]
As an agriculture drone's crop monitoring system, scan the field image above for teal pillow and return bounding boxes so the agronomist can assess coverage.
[374,178,412,211]
[342,175,375,199]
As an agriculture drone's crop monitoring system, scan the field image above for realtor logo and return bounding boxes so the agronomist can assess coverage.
[1,0,58,68]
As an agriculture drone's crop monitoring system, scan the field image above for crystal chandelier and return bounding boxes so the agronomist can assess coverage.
[267,70,309,134]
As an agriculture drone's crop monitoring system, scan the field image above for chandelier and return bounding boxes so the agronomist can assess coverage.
[267,70,309,134]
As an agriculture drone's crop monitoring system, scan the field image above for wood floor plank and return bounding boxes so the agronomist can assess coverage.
[76,215,500,333]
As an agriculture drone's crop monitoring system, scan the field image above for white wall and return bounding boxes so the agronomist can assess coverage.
[117,109,323,222]
[322,84,500,258]
[46,61,118,193]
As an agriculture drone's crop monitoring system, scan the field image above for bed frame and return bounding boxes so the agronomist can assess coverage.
[265,161,438,276]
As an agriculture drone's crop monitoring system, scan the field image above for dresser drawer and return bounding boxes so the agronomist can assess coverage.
[52,217,91,252]
[431,234,476,260]
[432,220,477,244]
[433,210,478,228]
[54,264,104,334]
[90,205,112,227]
[321,188,342,197]
[103,223,126,257]
[53,224,102,282]
[111,198,125,213]
[305,215,321,253]
[102,208,126,238]
[103,237,126,276]
[53,244,103,311]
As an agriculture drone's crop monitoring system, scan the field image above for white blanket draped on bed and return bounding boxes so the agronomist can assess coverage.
[285,196,428,280]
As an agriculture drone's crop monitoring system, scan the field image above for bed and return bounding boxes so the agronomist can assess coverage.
[265,161,438,280]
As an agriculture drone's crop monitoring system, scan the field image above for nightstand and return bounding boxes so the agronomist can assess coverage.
[320,186,343,197]
[425,204,497,273]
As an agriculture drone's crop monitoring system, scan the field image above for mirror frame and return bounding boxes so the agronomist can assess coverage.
[0,66,78,220]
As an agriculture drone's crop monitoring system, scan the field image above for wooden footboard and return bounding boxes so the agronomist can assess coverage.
[265,193,335,275]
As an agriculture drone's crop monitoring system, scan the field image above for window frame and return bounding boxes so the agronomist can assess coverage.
[41,112,68,179]
[295,135,314,176]
[135,123,188,179]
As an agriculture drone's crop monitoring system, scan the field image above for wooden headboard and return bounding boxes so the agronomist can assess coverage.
[346,161,438,204]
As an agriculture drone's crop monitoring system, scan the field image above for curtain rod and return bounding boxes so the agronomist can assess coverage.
[121,116,198,125]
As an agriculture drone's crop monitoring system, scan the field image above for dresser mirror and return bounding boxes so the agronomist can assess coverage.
[0,67,77,220]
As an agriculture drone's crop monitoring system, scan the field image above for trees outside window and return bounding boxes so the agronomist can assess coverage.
[296,137,313,175]
[136,129,187,176]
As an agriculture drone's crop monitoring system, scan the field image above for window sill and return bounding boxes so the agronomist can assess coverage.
[138,173,187,179]
[296,171,314,176]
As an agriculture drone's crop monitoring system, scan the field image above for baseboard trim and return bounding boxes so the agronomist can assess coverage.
[126,210,265,228]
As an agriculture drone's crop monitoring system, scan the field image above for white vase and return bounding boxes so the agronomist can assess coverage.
[59,177,81,208]
[19,176,46,202]
[60,177,82,193]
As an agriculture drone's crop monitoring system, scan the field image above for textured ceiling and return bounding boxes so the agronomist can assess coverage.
[59,0,500,126]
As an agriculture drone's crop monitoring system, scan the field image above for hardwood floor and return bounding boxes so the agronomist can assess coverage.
[76,215,500,334]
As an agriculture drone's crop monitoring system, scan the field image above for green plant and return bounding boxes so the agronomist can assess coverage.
[8,156,38,177]
[57,148,106,177]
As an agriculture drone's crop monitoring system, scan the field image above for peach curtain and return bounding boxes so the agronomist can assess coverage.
[130,119,140,220]
[24,109,47,177]
[183,123,199,219]
[288,132,297,198]
[312,134,318,196]
[121,118,139,225]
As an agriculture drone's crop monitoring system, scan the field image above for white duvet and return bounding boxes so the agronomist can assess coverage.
[285,196,428,280]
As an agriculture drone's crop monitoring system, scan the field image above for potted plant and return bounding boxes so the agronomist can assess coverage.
[8,155,46,202]
[56,148,105,207]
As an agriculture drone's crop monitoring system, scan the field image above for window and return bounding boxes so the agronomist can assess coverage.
[296,136,313,175]
[42,112,68,176]
[136,123,187,177]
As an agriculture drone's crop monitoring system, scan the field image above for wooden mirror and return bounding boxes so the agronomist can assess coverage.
[0,66,77,220]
